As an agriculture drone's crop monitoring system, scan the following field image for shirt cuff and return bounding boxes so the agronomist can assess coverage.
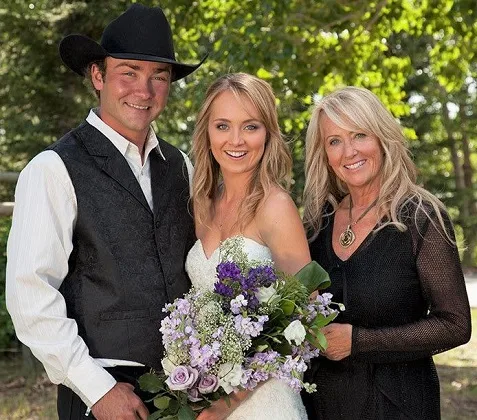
[63,357,117,408]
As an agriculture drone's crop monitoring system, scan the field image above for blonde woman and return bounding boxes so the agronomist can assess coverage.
[302,86,471,420]
[185,73,310,419]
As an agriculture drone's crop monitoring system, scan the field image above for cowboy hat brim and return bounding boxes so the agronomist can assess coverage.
[59,34,206,82]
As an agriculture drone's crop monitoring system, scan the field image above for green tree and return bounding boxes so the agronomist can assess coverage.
[0,217,14,350]
[0,0,475,259]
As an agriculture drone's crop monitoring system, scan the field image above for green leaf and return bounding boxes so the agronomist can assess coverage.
[256,343,269,352]
[295,261,330,294]
[163,399,180,416]
[256,67,273,79]
[148,411,176,420]
[324,311,339,325]
[274,339,293,355]
[178,405,197,420]
[311,311,338,329]
[154,396,172,410]
[310,313,328,328]
[306,330,328,351]
[280,299,295,316]
[138,373,165,393]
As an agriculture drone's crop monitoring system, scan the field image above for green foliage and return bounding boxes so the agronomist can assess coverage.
[0,217,15,350]
[0,0,476,259]
[295,260,331,293]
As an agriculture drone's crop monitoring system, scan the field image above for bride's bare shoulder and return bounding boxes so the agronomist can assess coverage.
[260,185,299,215]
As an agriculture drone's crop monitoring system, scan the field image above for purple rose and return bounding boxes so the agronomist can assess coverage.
[187,387,203,402]
[165,366,199,391]
[198,374,219,394]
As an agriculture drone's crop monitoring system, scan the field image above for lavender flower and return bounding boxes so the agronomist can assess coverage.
[214,282,234,297]
[245,294,260,311]
[230,294,248,314]
[216,261,242,281]
[248,265,277,287]
[190,342,220,370]
[317,292,332,306]
[234,315,268,338]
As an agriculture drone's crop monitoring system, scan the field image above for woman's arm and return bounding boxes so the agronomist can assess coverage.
[350,211,471,363]
[196,390,250,420]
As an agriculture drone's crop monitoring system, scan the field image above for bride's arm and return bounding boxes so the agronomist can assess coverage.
[257,189,311,275]
[196,390,250,420]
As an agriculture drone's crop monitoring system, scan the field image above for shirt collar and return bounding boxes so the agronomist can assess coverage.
[86,108,166,160]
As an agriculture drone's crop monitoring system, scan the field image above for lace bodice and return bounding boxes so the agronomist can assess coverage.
[185,236,307,420]
[186,237,272,291]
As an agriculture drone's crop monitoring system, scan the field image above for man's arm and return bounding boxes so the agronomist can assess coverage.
[5,151,116,407]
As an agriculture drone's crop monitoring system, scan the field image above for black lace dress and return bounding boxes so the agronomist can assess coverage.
[302,203,471,420]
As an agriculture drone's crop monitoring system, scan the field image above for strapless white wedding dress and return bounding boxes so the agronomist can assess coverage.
[185,237,308,420]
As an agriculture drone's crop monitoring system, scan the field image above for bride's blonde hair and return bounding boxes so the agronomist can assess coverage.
[192,73,292,229]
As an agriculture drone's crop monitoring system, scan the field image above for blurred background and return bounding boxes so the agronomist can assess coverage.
[0,0,476,418]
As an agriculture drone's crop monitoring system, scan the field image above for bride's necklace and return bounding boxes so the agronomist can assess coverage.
[339,196,379,248]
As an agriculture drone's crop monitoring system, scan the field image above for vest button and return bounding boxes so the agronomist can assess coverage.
[155,221,160,228]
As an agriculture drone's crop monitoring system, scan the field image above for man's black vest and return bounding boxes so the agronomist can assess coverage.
[48,122,194,369]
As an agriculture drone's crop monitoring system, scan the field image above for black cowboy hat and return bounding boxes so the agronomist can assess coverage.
[59,4,206,82]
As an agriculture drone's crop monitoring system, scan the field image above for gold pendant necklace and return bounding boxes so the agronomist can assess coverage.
[339,196,379,248]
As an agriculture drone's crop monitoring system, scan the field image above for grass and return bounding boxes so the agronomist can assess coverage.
[0,309,476,420]
[0,357,56,420]
[434,308,477,420]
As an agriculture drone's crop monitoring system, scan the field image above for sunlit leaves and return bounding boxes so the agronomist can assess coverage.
[0,1,475,238]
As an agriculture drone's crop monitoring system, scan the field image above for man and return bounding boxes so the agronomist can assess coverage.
[6,4,205,419]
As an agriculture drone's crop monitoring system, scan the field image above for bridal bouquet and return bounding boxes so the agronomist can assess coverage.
[139,237,343,419]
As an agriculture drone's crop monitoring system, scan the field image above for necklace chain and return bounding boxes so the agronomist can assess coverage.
[339,196,379,248]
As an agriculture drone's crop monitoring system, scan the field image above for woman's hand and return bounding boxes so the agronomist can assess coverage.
[196,390,249,420]
[196,400,229,420]
[321,323,352,361]
[309,289,319,301]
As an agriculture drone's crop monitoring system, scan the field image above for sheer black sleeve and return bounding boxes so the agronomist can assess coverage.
[351,209,472,363]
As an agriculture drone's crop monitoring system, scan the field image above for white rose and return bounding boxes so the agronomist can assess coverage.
[256,285,277,304]
[218,363,244,394]
[161,357,177,376]
[283,319,306,346]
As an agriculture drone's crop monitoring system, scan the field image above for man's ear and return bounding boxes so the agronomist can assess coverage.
[91,64,104,90]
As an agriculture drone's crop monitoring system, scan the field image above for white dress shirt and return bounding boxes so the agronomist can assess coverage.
[6,109,193,408]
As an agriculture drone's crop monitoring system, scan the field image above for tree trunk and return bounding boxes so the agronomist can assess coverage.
[459,123,477,267]
[21,344,42,383]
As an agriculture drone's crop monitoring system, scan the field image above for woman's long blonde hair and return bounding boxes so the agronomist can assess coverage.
[303,86,452,241]
[192,73,292,229]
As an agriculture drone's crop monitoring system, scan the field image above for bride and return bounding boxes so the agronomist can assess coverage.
[185,73,311,420]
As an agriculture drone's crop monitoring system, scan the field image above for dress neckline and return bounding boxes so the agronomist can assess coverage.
[328,212,378,263]
[198,235,268,261]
